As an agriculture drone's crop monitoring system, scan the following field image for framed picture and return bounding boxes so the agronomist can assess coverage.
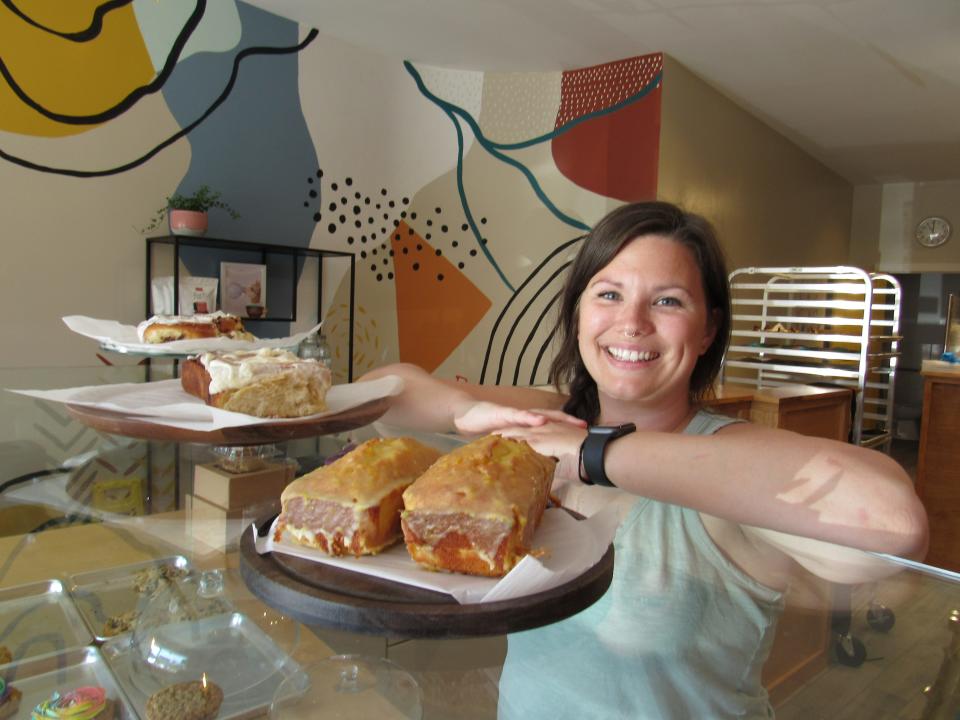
[220,262,267,318]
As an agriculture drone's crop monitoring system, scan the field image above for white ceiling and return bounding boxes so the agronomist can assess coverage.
[247,0,960,186]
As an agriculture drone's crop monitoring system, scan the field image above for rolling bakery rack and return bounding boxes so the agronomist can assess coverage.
[720,266,902,453]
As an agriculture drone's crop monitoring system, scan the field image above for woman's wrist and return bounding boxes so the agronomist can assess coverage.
[578,436,590,484]
[450,394,481,432]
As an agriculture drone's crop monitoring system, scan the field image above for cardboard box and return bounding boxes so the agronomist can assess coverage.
[192,461,294,510]
[186,493,244,550]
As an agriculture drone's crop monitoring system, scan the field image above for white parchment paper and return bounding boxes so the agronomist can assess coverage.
[253,504,621,604]
[10,375,403,432]
[63,315,322,355]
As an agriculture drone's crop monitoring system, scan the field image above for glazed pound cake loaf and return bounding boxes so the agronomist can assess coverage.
[277,437,442,556]
[401,434,556,577]
[181,348,331,418]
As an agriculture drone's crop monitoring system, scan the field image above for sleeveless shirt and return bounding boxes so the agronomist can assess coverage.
[498,410,784,719]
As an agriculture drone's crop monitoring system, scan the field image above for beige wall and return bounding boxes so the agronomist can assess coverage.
[848,185,883,270]
[869,180,960,273]
[658,56,853,271]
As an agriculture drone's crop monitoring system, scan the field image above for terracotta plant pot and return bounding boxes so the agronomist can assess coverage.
[169,209,208,236]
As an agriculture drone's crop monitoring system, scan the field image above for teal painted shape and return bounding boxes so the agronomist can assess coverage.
[405,62,591,237]
[405,60,664,252]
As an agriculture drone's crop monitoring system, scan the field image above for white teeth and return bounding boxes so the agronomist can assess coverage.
[607,347,659,362]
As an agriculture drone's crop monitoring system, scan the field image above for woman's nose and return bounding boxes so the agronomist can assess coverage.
[621,306,654,337]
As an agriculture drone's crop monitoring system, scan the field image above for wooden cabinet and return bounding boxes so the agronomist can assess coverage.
[712,383,852,441]
[916,361,960,572]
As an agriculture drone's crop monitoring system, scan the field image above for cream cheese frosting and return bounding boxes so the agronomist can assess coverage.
[201,347,325,395]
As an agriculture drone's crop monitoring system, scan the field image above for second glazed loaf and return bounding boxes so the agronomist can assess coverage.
[401,434,556,577]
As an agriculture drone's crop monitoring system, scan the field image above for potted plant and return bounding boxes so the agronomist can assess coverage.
[143,185,240,236]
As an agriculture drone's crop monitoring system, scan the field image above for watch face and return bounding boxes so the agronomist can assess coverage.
[916,216,951,247]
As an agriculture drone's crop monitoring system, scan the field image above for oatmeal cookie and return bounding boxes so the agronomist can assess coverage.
[145,679,223,720]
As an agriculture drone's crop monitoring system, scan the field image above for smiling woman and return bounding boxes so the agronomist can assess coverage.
[358,200,928,719]
[550,204,731,430]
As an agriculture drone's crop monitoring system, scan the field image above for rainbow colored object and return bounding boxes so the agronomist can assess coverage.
[32,686,108,719]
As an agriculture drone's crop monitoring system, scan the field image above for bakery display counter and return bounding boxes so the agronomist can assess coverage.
[3,365,960,718]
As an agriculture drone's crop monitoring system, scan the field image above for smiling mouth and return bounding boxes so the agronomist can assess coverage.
[606,346,660,362]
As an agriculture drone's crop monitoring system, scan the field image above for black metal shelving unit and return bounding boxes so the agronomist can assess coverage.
[146,235,356,381]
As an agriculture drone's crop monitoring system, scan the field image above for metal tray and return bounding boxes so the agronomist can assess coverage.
[67,556,194,643]
[102,612,307,719]
[0,579,92,663]
[0,646,137,718]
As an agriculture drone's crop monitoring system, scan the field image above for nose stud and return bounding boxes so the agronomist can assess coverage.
[623,328,639,338]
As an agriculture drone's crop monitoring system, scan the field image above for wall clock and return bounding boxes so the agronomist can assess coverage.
[915,216,951,248]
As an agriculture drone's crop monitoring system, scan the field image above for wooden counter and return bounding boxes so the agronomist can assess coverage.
[712,383,852,441]
[917,360,960,572]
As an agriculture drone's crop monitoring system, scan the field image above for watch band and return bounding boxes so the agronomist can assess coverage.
[579,423,637,487]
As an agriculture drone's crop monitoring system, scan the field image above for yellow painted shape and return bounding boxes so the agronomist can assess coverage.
[0,1,156,136]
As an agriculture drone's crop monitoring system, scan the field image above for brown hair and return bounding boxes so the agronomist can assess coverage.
[548,201,731,423]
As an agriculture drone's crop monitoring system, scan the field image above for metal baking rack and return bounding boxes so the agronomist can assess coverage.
[721,266,901,452]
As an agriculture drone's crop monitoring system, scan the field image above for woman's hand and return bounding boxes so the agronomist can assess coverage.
[495,421,588,484]
[454,401,586,436]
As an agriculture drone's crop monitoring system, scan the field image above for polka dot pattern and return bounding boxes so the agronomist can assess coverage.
[418,65,484,121]
[478,71,563,143]
[556,52,662,128]
[303,169,487,283]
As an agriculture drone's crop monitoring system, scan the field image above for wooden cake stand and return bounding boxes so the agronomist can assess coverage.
[239,517,615,639]
[65,395,392,445]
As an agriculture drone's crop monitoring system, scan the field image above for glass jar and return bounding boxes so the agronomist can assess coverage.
[316,333,332,368]
[300,332,331,368]
[299,333,320,359]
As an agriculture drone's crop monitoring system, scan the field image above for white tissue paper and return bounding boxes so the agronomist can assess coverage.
[62,315,322,355]
[11,375,403,432]
[253,503,622,604]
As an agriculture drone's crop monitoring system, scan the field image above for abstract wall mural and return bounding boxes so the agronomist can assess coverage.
[399,52,662,381]
[0,0,662,387]
[553,54,662,202]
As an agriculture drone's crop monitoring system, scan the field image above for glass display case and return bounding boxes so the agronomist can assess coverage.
[1,364,958,719]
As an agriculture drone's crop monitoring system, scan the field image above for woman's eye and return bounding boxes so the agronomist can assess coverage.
[598,290,621,301]
[655,296,681,307]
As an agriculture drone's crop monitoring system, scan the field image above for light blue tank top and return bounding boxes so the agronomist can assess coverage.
[498,410,784,720]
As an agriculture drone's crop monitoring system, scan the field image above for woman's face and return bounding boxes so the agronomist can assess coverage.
[577,234,717,410]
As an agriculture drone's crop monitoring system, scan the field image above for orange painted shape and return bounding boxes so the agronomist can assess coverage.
[0,1,155,136]
[390,221,492,372]
[551,89,660,202]
[552,53,663,202]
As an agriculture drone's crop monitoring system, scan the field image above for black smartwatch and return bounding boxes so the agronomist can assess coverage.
[579,423,637,487]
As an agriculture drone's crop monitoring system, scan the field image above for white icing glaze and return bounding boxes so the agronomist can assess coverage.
[136,312,235,341]
[201,348,327,395]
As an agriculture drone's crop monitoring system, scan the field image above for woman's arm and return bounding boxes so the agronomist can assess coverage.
[359,363,577,434]
[498,420,927,561]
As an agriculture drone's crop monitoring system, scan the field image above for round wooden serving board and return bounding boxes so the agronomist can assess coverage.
[239,519,615,639]
[65,396,392,445]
